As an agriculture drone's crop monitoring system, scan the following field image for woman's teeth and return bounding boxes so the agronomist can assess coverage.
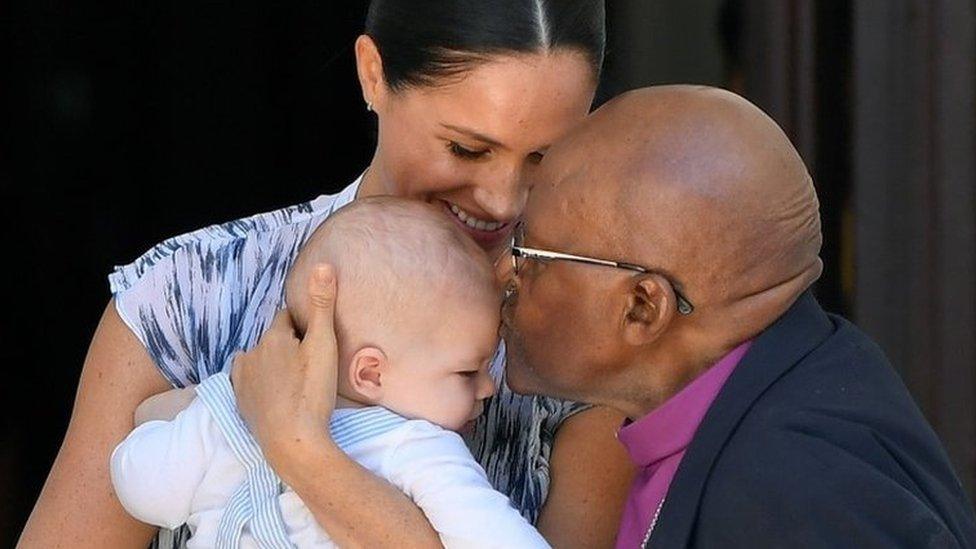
[449,203,504,232]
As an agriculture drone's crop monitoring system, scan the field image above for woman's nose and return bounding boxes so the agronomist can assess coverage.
[474,162,528,221]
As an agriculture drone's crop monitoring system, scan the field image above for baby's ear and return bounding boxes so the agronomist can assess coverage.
[348,347,387,402]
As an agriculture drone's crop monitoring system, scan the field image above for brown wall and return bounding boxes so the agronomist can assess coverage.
[609,0,976,499]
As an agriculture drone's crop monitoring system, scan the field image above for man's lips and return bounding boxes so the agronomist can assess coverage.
[500,295,516,332]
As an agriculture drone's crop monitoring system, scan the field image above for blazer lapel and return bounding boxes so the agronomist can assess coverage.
[645,291,835,548]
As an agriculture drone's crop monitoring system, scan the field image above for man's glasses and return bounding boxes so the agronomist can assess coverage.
[509,222,695,315]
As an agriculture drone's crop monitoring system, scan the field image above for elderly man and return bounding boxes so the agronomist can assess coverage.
[499,85,976,547]
[115,85,976,548]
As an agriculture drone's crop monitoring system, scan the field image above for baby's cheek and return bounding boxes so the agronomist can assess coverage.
[436,391,469,429]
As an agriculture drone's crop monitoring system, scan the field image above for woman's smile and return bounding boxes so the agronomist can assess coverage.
[439,199,513,248]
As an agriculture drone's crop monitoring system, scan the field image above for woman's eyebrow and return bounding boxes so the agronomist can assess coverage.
[440,123,507,149]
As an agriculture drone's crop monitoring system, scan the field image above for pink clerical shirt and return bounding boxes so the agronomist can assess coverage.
[614,341,753,549]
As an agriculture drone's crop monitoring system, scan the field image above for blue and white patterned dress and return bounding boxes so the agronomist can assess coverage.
[109,175,588,548]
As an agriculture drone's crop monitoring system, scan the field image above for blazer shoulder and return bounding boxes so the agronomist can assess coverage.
[697,414,971,548]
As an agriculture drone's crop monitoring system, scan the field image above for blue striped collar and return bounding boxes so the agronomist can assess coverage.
[196,374,409,548]
[329,407,408,450]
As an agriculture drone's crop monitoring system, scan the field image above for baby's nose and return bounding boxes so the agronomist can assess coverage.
[476,370,496,400]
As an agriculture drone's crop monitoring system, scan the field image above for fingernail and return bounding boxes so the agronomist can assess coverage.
[315,265,333,284]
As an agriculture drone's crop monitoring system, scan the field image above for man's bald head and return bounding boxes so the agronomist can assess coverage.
[539,85,820,330]
[503,85,824,414]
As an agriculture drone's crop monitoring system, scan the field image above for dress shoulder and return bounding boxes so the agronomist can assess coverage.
[108,180,360,388]
[109,188,355,293]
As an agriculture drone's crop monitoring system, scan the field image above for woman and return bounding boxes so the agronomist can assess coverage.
[19,1,635,547]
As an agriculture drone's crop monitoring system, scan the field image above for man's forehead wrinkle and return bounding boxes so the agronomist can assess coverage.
[521,83,823,308]
[534,180,609,251]
[525,119,621,250]
[563,85,822,304]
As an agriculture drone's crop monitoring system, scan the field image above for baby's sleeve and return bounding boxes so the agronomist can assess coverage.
[110,396,216,529]
[384,423,552,549]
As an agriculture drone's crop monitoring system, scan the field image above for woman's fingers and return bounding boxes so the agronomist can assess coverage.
[301,264,339,368]
[297,264,339,422]
[269,307,298,338]
[232,309,294,383]
[229,264,339,463]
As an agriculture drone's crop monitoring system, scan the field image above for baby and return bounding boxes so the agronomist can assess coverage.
[110,197,548,548]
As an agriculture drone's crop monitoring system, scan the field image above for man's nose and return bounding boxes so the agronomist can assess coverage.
[494,248,515,289]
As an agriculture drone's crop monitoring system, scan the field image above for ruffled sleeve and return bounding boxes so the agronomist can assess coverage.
[109,191,353,388]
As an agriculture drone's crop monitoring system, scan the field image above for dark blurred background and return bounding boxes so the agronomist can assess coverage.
[2,1,974,543]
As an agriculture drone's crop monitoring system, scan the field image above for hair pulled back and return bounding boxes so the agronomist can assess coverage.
[365,0,606,90]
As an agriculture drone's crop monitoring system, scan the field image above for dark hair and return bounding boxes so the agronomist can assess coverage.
[365,0,606,91]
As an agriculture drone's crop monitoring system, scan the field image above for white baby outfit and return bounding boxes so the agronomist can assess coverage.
[111,372,549,548]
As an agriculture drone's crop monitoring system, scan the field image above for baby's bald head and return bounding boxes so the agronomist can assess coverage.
[286,197,497,357]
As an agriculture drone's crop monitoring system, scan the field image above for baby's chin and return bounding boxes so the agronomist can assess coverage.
[426,415,477,434]
[456,418,478,435]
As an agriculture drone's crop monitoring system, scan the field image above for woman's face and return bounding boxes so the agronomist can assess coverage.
[358,39,598,253]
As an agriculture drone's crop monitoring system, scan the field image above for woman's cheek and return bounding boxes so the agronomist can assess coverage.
[391,153,461,197]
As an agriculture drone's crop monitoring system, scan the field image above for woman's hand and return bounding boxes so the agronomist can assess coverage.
[231,264,340,465]
[230,264,441,547]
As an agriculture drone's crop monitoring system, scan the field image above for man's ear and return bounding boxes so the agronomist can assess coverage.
[623,274,676,346]
[354,34,388,112]
[348,346,388,402]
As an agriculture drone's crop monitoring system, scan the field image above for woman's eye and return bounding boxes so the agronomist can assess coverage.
[459,370,479,378]
[528,151,545,164]
[449,142,488,160]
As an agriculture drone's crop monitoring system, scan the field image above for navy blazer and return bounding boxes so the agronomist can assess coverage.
[645,292,976,548]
